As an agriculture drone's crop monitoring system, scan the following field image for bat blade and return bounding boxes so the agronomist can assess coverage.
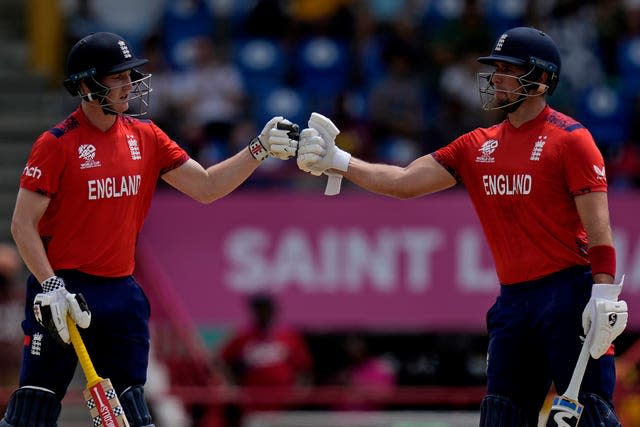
[545,327,593,427]
[83,378,130,427]
[67,316,130,427]
[546,395,583,427]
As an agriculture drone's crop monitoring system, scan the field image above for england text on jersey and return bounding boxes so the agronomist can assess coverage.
[87,175,141,200]
[482,174,532,195]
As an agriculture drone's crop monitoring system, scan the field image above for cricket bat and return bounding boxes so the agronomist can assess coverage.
[67,316,130,427]
[545,329,593,427]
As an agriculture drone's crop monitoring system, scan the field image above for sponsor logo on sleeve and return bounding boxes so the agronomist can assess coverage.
[593,164,606,181]
[23,165,42,179]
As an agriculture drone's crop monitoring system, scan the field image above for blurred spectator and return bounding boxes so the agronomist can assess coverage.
[62,0,165,55]
[287,0,356,39]
[333,92,373,160]
[331,333,396,411]
[426,0,493,76]
[215,293,312,388]
[244,0,293,39]
[142,34,183,141]
[160,0,215,71]
[439,49,502,135]
[594,0,627,75]
[0,243,25,412]
[543,2,605,101]
[213,293,312,425]
[368,37,426,164]
[170,36,248,163]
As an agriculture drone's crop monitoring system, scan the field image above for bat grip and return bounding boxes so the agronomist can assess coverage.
[564,328,593,401]
[67,316,102,387]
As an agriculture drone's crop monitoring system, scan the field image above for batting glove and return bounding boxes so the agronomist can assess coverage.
[33,276,91,345]
[297,112,351,195]
[248,116,299,161]
[582,278,628,359]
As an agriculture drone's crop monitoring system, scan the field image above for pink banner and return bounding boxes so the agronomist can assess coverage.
[139,191,640,331]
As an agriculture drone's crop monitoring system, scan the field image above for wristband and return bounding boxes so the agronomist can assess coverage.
[588,245,616,277]
[248,137,268,161]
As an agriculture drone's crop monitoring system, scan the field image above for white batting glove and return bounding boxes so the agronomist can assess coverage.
[33,276,91,345]
[582,278,628,359]
[248,116,299,161]
[297,112,351,195]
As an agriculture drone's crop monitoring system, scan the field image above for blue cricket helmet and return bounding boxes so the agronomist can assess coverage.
[478,27,561,95]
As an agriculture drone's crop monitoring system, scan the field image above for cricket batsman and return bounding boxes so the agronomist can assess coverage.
[297,27,628,426]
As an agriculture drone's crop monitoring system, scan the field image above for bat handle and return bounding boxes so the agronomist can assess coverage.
[564,329,593,401]
[67,316,103,387]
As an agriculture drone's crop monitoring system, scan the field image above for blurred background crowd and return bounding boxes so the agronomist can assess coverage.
[27,0,640,191]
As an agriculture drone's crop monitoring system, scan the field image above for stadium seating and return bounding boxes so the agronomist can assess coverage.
[161,0,215,71]
[617,36,640,96]
[420,0,464,28]
[235,38,287,96]
[482,0,527,37]
[253,86,308,128]
[575,82,630,152]
[294,36,351,113]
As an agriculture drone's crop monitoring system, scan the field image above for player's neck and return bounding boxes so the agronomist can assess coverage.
[507,97,547,128]
[81,101,117,132]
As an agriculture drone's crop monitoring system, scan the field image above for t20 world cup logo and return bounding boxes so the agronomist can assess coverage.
[78,144,101,169]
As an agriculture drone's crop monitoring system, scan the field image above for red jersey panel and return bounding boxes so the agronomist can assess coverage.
[220,326,312,387]
[20,107,189,277]
[433,106,607,284]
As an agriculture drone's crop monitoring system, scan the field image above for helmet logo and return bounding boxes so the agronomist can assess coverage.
[118,40,132,59]
[494,34,508,52]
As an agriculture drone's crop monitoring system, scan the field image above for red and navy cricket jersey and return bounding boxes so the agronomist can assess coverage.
[433,106,607,284]
[20,107,189,277]
[220,326,312,387]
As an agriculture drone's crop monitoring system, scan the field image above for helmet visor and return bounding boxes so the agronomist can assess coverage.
[88,70,152,117]
[477,70,548,111]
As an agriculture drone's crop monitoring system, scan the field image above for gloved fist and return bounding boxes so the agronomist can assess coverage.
[248,116,299,161]
[297,112,351,195]
[33,276,91,345]
[582,279,628,359]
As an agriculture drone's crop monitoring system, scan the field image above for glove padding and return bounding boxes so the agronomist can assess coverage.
[297,112,351,195]
[582,279,628,359]
[33,276,91,345]
[248,116,299,161]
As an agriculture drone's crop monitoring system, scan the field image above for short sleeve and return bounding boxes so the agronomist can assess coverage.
[431,134,469,184]
[20,132,65,197]
[562,129,608,195]
[150,122,190,175]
